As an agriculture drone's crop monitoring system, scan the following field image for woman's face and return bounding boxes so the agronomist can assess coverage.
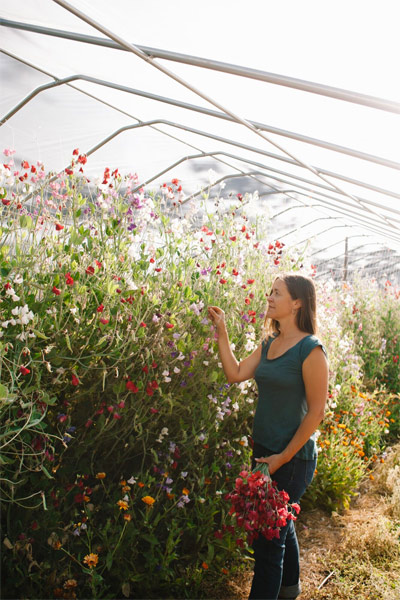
[266,278,297,320]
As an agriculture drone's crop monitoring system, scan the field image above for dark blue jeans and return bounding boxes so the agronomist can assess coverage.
[249,443,316,600]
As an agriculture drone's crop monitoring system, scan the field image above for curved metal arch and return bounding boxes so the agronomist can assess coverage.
[177,162,400,236]
[1,58,397,172]
[310,235,370,256]
[2,71,398,204]
[2,17,400,114]
[179,168,400,242]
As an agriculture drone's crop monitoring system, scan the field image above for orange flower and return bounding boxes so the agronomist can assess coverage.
[138,482,145,488]
[122,485,131,493]
[202,562,209,570]
[204,478,211,485]
[120,480,127,486]
[123,514,132,521]
[95,472,106,479]
[142,495,155,506]
[117,500,129,511]
[166,493,175,500]
[182,488,190,496]
[83,495,90,502]
[83,553,98,568]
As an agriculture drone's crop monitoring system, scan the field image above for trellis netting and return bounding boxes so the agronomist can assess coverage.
[1,0,400,283]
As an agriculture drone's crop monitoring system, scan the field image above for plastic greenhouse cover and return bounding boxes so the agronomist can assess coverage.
[1,0,400,280]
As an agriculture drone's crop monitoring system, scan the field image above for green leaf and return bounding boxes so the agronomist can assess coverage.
[210,371,219,383]
[0,384,8,399]
[31,329,49,340]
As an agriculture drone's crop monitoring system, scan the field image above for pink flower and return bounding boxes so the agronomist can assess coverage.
[3,148,16,157]
[126,381,138,393]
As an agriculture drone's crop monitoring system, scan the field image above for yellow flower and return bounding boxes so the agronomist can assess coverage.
[117,500,129,511]
[142,495,155,506]
[83,553,99,568]
[122,485,131,493]
[95,472,106,479]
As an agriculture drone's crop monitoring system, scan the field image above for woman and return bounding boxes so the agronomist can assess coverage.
[208,273,328,600]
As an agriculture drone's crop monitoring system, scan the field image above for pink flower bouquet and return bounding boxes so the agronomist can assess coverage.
[223,463,300,546]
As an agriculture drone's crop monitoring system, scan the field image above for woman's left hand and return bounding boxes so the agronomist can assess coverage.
[255,453,286,475]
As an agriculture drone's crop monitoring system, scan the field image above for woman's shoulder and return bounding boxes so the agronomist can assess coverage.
[300,334,327,360]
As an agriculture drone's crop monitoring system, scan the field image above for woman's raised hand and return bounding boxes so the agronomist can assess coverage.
[207,306,226,330]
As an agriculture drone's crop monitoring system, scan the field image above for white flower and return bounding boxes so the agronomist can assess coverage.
[14,275,23,284]
[5,286,16,296]
[198,497,206,503]
[240,436,248,447]
[173,367,180,374]
[123,494,129,502]
[203,361,209,366]
[162,370,169,377]
[127,476,136,485]
[164,376,171,383]
[161,427,169,436]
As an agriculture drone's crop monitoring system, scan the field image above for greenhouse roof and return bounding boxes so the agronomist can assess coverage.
[1,0,400,283]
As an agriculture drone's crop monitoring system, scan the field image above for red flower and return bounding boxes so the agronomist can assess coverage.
[65,273,74,286]
[165,323,174,329]
[126,381,139,393]
[245,298,250,305]
[151,380,158,389]
[2,199,11,206]
[71,374,79,386]
[72,148,79,156]
[65,168,73,175]
[142,366,149,374]
[77,154,87,165]
[140,321,147,328]
[145,385,154,396]
[172,178,179,185]
[97,304,104,313]
[247,279,255,284]
[219,279,227,284]
[21,160,29,169]
[150,408,159,414]
[55,223,64,231]
[95,260,102,269]
[152,361,158,368]
[85,266,95,275]
[229,236,237,242]
[20,366,30,376]
[52,286,61,295]
[232,269,239,276]
[99,318,109,325]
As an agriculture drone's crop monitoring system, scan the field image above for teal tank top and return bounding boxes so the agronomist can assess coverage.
[253,334,327,460]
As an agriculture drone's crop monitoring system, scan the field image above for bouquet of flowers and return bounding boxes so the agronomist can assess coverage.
[219,463,300,547]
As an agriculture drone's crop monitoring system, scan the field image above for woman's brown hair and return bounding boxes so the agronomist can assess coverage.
[264,273,317,337]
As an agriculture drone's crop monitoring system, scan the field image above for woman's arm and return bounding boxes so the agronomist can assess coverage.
[255,346,328,474]
[208,306,262,384]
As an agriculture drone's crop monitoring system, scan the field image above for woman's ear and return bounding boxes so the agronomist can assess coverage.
[293,299,302,310]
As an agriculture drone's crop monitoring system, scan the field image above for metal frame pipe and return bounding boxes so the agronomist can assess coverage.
[2,17,400,114]
[1,67,398,203]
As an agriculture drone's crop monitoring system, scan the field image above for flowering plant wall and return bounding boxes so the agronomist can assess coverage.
[0,149,398,599]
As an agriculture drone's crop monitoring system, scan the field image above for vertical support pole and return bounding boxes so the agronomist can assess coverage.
[343,237,349,281]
